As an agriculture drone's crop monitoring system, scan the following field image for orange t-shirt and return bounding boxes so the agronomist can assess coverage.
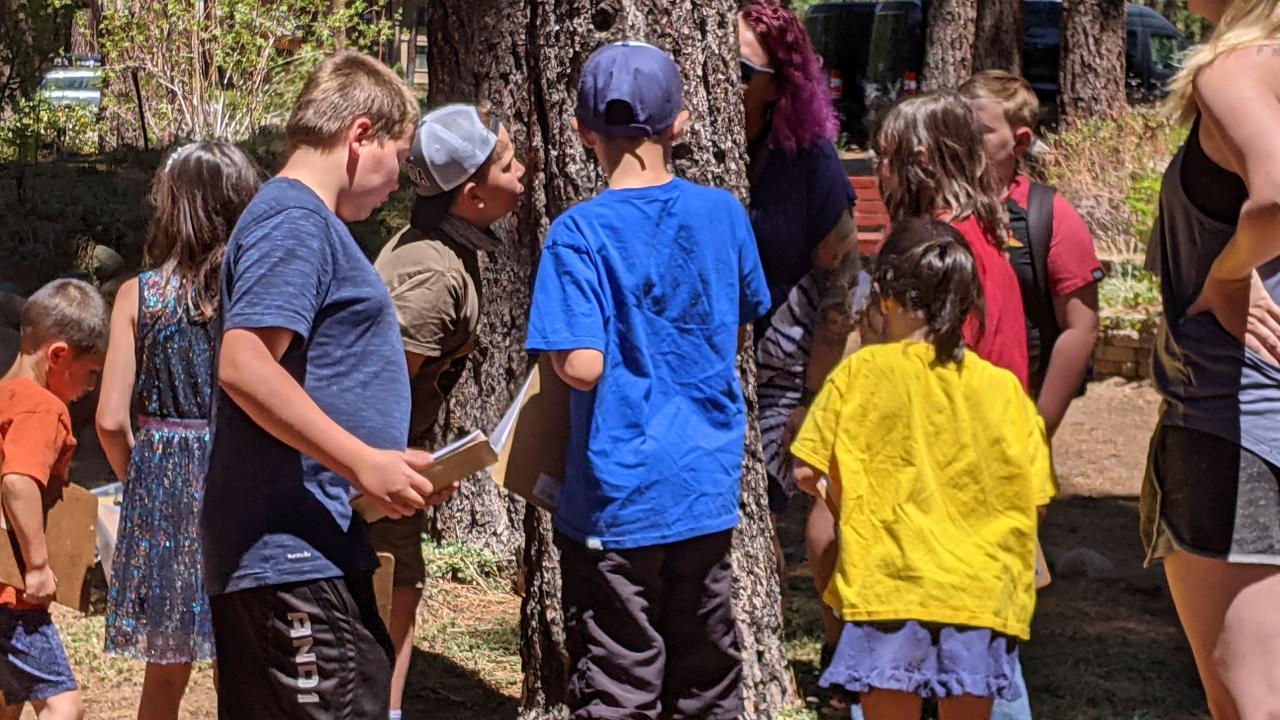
[0,377,76,609]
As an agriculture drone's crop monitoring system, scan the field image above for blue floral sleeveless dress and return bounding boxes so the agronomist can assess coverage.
[104,270,215,663]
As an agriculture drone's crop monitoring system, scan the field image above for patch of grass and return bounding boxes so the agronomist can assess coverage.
[416,580,523,696]
[423,540,506,588]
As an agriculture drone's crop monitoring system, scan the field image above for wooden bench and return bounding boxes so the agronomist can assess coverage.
[850,175,888,255]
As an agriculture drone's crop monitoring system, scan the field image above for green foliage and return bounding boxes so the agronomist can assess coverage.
[1100,259,1161,315]
[99,0,397,142]
[788,0,824,18]
[1035,108,1186,259]
[1140,0,1208,43]
[0,0,79,113]
[423,541,505,588]
[1123,172,1163,249]
[0,94,99,161]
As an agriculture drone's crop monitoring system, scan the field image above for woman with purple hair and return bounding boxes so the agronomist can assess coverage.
[739,0,862,707]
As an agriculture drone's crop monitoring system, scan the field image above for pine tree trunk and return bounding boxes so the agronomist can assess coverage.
[420,2,539,570]
[922,0,977,92]
[426,2,793,718]
[973,0,1022,74]
[1059,0,1128,127]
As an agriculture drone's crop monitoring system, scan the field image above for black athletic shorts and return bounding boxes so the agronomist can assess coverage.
[556,529,743,720]
[1142,424,1280,566]
[210,575,393,719]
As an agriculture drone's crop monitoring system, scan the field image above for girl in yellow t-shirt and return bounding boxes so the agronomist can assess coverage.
[792,218,1056,720]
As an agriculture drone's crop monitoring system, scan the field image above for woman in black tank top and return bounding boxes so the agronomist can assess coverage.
[1180,115,1249,225]
[1143,1,1280,717]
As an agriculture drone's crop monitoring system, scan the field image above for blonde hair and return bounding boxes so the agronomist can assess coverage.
[1169,0,1280,124]
[958,70,1040,132]
[286,50,420,150]
[875,93,1011,248]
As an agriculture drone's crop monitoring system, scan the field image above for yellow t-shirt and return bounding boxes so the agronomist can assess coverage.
[791,341,1056,640]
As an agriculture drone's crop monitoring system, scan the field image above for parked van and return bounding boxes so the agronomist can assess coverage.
[862,0,1187,126]
[39,56,104,110]
[805,2,880,143]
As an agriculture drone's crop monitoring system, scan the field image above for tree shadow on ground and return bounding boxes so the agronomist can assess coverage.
[780,495,1210,720]
[400,646,520,720]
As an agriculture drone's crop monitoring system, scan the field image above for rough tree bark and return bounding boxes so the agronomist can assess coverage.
[426,2,793,718]
[418,4,532,569]
[973,0,1022,74]
[922,0,977,92]
[1060,0,1128,127]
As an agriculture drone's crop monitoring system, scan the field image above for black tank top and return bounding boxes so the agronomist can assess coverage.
[1180,115,1248,225]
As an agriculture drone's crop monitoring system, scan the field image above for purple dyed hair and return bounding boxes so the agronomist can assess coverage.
[741,0,840,153]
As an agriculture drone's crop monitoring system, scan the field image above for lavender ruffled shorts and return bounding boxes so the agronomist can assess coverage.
[819,621,1022,701]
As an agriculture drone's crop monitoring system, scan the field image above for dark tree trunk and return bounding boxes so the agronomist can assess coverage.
[426,1,793,718]
[419,1,537,571]
[922,0,977,91]
[69,3,101,57]
[1060,0,1128,127]
[973,0,1022,74]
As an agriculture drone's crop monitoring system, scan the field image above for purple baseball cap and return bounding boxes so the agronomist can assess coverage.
[576,41,684,139]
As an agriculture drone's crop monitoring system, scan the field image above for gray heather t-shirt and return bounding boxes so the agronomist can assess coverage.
[202,178,411,596]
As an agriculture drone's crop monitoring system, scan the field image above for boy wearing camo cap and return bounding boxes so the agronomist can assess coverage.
[371,101,526,718]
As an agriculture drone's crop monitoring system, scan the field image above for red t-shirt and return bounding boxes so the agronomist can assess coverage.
[0,377,76,610]
[953,216,1030,391]
[1007,175,1104,297]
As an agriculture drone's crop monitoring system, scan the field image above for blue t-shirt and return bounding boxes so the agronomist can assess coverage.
[748,139,856,315]
[202,178,411,596]
[526,178,771,550]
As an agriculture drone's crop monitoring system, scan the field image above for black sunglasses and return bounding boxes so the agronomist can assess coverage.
[740,58,775,84]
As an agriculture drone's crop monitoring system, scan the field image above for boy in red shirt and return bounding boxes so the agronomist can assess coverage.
[0,278,108,720]
[961,70,1104,435]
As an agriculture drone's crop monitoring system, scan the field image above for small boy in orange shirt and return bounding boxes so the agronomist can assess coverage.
[0,278,109,720]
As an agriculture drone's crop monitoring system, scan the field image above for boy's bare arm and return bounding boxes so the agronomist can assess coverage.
[1,473,56,603]
[218,327,439,519]
[1038,284,1099,436]
[551,349,604,392]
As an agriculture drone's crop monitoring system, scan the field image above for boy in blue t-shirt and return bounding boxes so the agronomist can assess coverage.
[526,42,771,719]
[201,51,455,719]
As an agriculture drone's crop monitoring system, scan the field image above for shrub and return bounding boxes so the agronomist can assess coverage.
[423,541,505,588]
[0,95,101,162]
[0,137,413,294]
[1100,258,1161,315]
[1032,108,1187,259]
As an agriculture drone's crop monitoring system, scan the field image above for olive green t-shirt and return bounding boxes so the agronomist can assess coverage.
[374,221,486,447]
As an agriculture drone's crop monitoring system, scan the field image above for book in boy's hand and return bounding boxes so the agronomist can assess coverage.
[0,483,98,613]
[352,430,498,523]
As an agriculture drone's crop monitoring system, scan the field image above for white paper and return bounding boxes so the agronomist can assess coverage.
[431,429,486,460]
[489,368,537,453]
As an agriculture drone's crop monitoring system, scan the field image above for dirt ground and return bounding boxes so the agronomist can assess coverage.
[36,378,1207,719]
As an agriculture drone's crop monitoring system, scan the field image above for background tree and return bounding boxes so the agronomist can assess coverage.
[425,1,792,717]
[1060,0,1128,127]
[922,0,977,91]
[974,0,1022,74]
[0,0,80,114]
[1142,0,1208,42]
[98,0,395,143]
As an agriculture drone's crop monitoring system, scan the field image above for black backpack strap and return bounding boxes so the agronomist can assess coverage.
[1027,182,1056,309]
